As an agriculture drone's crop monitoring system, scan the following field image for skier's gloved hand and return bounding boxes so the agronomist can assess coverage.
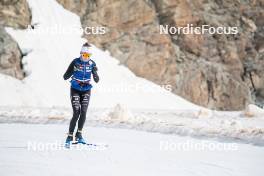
[63,75,68,80]
[92,66,98,72]
[92,66,99,83]
[93,74,99,83]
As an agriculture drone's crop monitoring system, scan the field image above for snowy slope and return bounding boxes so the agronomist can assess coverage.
[0,124,263,176]
[2,0,200,110]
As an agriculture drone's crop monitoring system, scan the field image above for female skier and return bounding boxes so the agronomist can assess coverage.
[63,43,99,146]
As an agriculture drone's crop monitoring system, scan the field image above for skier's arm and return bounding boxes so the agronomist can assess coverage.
[92,65,99,83]
[63,60,75,80]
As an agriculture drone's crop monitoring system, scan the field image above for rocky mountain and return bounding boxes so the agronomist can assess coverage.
[57,0,264,110]
[0,0,31,79]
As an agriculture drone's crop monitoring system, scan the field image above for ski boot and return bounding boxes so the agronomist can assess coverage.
[65,133,73,148]
[75,130,86,144]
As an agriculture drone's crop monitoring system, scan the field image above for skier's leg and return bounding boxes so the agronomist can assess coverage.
[68,88,81,134]
[65,89,81,147]
[75,90,91,143]
[78,90,91,131]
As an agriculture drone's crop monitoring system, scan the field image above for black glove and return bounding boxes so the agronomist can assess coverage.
[92,66,99,83]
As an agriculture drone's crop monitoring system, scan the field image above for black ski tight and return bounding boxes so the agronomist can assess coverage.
[69,88,91,134]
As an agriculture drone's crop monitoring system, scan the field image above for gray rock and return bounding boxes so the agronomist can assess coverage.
[0,0,31,79]
[0,27,24,79]
[0,0,31,29]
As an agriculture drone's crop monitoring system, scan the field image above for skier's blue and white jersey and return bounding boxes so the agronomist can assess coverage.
[63,57,99,91]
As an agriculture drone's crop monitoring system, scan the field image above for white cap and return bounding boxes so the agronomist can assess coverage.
[80,46,89,53]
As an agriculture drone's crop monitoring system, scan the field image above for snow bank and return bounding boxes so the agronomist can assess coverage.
[97,105,264,145]
[1,106,264,145]
[244,104,264,118]
[102,104,134,122]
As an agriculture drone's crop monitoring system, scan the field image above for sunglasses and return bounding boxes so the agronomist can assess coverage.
[81,53,91,59]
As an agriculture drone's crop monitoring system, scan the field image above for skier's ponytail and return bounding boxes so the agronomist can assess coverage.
[83,42,91,47]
